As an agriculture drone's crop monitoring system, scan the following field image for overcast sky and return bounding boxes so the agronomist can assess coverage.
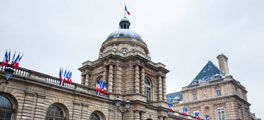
[0,0,263,118]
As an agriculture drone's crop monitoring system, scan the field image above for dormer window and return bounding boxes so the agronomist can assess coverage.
[121,48,128,53]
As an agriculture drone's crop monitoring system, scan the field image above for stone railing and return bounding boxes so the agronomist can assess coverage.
[168,112,200,120]
[0,63,108,98]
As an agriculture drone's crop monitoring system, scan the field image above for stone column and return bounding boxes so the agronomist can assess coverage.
[158,76,163,101]
[116,65,122,94]
[162,76,166,101]
[141,67,145,94]
[85,74,89,86]
[108,65,113,93]
[103,66,107,82]
[134,111,140,120]
[135,65,140,93]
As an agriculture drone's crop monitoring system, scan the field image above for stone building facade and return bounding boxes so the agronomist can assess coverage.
[0,18,198,120]
[167,54,252,120]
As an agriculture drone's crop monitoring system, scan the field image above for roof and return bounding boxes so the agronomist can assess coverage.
[106,29,143,41]
[189,61,225,86]
[166,92,183,103]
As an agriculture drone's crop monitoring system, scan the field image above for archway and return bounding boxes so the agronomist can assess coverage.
[0,92,18,120]
[89,111,105,120]
[45,103,69,120]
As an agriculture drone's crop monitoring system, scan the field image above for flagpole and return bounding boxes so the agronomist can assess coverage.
[124,5,126,18]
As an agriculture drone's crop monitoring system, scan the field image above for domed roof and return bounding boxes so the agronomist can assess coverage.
[105,17,143,41]
[106,29,143,41]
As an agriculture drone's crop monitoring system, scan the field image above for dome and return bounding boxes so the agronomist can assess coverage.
[106,29,143,41]
[105,17,143,41]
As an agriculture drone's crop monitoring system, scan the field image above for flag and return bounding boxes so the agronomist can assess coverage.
[182,108,188,116]
[14,54,23,68]
[194,112,200,119]
[205,115,210,120]
[11,51,16,67]
[62,69,67,86]
[69,72,72,84]
[100,80,103,92]
[102,82,107,94]
[59,68,63,86]
[96,80,100,96]
[168,104,173,112]
[13,54,20,68]
[67,71,70,83]
[1,51,7,67]
[125,6,130,15]
[5,51,10,66]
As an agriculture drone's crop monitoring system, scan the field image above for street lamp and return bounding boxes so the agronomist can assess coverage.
[115,97,130,120]
[0,66,14,85]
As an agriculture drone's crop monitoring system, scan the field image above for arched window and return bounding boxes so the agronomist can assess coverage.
[144,77,152,101]
[96,76,104,87]
[89,111,105,120]
[0,95,12,120]
[45,104,65,120]
[89,112,100,120]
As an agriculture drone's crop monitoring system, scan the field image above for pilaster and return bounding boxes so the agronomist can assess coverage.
[108,65,113,93]
[135,65,140,93]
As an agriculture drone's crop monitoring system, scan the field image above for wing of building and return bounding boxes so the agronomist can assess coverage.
[0,18,201,120]
[167,54,255,120]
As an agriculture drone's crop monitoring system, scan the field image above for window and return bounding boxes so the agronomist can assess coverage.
[192,93,197,100]
[89,112,100,120]
[216,89,221,96]
[0,96,12,120]
[45,104,65,120]
[121,48,128,53]
[144,77,152,101]
[217,107,225,120]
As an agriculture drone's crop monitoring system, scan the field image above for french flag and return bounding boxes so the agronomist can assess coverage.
[205,115,210,120]
[194,112,200,119]
[13,54,20,68]
[5,51,10,67]
[62,69,67,86]
[102,82,107,94]
[69,72,72,85]
[11,51,16,67]
[59,68,63,86]
[125,6,130,15]
[96,80,100,95]
[182,108,188,116]
[14,54,23,68]
[1,51,7,67]
[168,104,173,112]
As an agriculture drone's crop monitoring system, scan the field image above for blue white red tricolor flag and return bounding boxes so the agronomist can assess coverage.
[102,82,107,94]
[59,68,63,86]
[1,51,7,67]
[194,112,200,119]
[1,51,23,68]
[182,108,188,116]
[206,115,210,120]
[96,80,101,95]
[125,5,130,15]
[168,104,173,112]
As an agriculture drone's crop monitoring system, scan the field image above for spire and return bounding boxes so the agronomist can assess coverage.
[119,17,130,29]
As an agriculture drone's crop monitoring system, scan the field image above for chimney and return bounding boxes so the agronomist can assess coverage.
[217,54,229,75]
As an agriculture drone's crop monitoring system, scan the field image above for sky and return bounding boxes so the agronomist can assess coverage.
[0,0,263,118]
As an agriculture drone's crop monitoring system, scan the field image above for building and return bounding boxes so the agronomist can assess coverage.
[167,54,252,120]
[0,18,200,120]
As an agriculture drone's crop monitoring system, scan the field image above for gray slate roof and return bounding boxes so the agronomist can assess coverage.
[188,61,224,86]
[166,92,183,103]
[166,61,224,103]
